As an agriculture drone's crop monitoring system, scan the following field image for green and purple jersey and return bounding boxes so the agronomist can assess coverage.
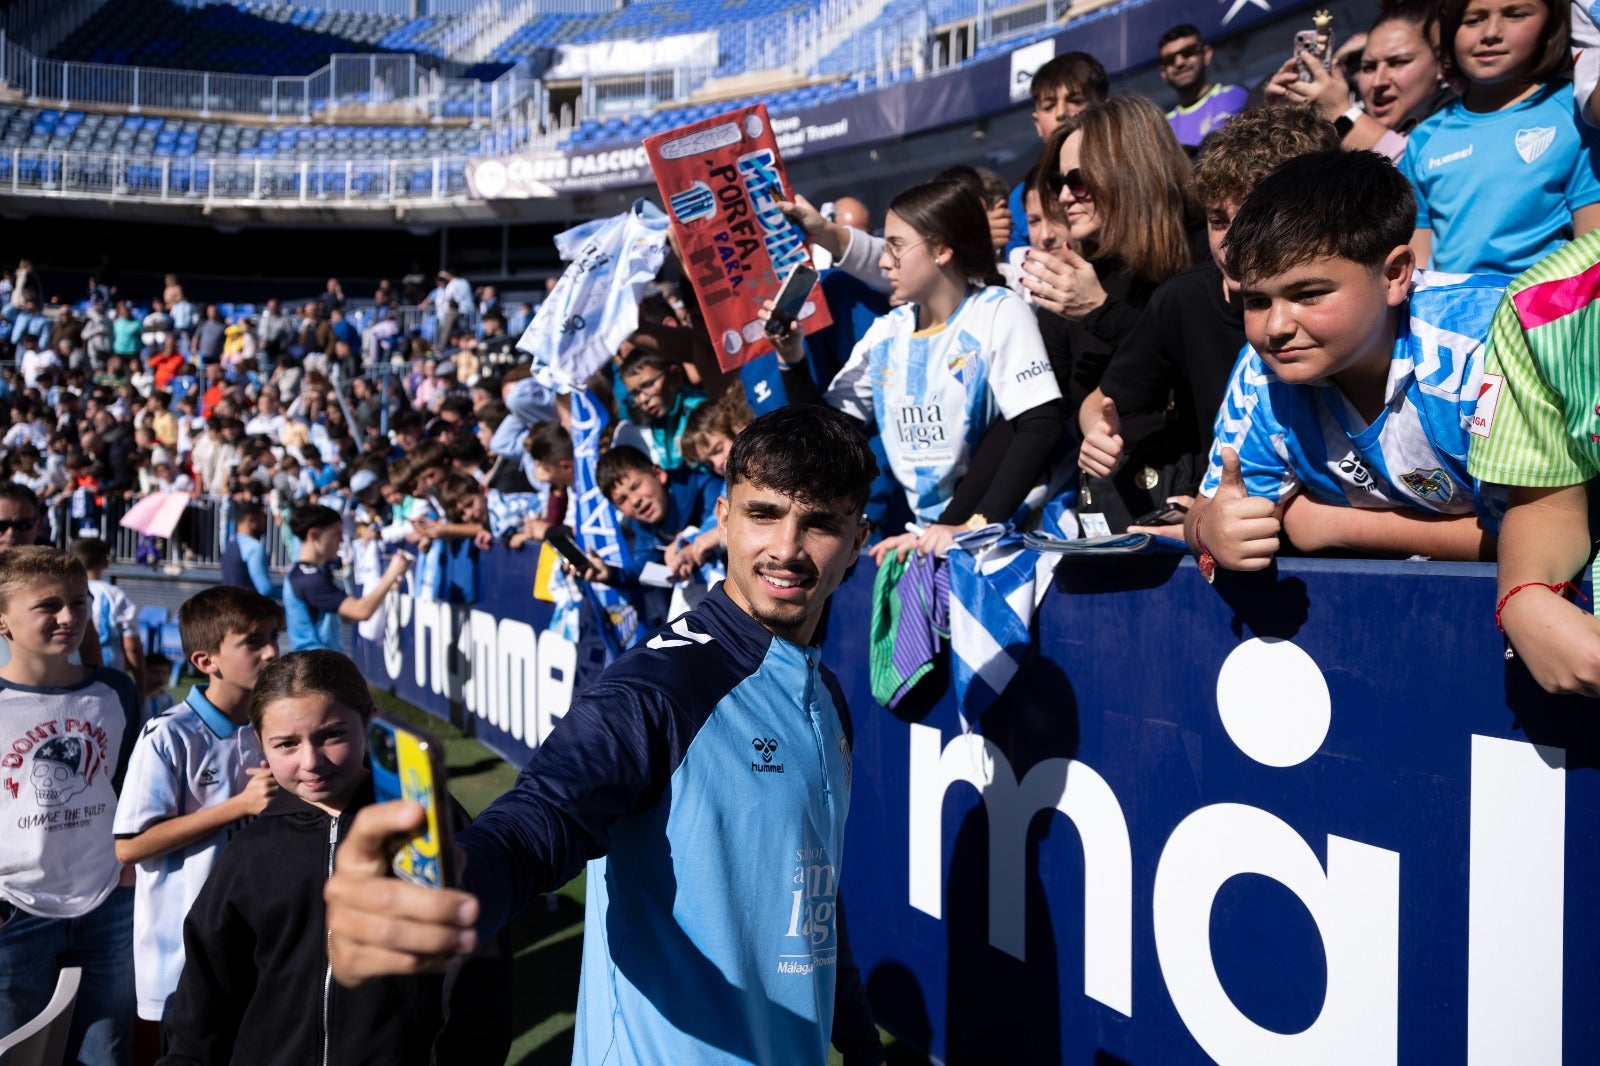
[1469,230,1600,488]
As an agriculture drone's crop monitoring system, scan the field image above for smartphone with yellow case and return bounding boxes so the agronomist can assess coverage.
[368,717,458,889]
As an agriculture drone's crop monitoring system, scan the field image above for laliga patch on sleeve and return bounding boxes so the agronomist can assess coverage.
[1470,373,1504,438]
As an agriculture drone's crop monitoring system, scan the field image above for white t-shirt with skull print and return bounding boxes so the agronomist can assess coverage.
[0,669,139,917]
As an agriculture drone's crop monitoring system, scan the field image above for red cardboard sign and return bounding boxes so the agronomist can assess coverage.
[645,103,831,371]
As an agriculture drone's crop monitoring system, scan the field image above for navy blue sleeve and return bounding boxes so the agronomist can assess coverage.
[100,668,142,795]
[287,564,347,614]
[457,674,694,935]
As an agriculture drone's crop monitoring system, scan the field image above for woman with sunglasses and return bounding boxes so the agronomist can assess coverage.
[974,96,1197,533]
[768,179,1064,563]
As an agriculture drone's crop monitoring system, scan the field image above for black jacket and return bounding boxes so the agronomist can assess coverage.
[159,778,510,1066]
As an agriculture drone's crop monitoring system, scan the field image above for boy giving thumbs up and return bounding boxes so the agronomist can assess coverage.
[1182,150,1506,579]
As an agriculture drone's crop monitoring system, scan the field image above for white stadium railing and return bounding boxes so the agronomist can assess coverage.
[0,34,538,123]
[0,140,575,205]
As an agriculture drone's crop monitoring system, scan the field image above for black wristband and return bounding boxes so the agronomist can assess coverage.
[1333,114,1355,138]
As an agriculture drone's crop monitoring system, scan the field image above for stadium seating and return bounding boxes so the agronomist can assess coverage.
[0,101,479,200]
[489,13,625,64]
[49,0,421,75]
[0,105,494,161]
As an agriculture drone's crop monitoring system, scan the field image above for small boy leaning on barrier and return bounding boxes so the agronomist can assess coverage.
[1183,149,1508,577]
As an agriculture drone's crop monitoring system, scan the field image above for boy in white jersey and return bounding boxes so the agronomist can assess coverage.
[112,585,281,1027]
[0,546,142,1066]
[1184,149,1507,578]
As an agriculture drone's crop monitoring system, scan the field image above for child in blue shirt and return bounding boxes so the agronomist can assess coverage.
[584,445,722,590]
[1400,0,1600,274]
[1184,149,1508,576]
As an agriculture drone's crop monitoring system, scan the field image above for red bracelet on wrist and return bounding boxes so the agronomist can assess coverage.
[1194,513,1217,584]
[1495,580,1584,633]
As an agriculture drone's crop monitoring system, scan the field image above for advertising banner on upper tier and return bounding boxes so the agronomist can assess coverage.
[644,103,831,371]
[353,550,1600,1063]
[463,0,1317,200]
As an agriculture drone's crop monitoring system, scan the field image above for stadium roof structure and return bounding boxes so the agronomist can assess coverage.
[0,0,1323,225]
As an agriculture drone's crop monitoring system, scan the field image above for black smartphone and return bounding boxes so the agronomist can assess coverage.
[544,524,593,574]
[368,717,457,890]
[764,262,820,341]
[1132,502,1189,527]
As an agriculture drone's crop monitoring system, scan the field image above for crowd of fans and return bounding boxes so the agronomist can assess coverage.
[6,0,1600,1061]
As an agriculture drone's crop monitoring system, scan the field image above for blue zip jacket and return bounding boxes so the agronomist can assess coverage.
[460,584,883,1065]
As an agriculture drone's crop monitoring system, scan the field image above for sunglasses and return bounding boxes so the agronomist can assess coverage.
[0,518,35,534]
[1045,168,1092,202]
[1160,42,1202,67]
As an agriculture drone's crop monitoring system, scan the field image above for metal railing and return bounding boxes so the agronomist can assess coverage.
[46,492,298,574]
[589,65,715,116]
[0,33,538,123]
[0,150,456,204]
[0,116,582,205]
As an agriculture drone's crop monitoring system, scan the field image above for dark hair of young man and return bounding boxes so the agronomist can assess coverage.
[0,483,40,513]
[595,445,656,499]
[287,503,342,541]
[724,406,877,515]
[1158,22,1203,48]
[179,585,283,660]
[1223,150,1417,285]
[526,420,574,465]
[389,409,425,436]
[1030,51,1110,106]
[438,395,474,421]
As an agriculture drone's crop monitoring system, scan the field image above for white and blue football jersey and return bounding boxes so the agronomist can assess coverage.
[824,286,1060,523]
[1200,270,1510,527]
[112,686,263,1020]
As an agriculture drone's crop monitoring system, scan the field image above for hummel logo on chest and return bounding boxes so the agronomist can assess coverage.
[752,737,784,774]
[196,767,220,788]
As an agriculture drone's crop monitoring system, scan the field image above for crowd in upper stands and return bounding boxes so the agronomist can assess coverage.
[6,0,1600,1059]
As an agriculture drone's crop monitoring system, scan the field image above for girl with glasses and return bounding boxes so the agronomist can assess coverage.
[769,179,1064,563]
